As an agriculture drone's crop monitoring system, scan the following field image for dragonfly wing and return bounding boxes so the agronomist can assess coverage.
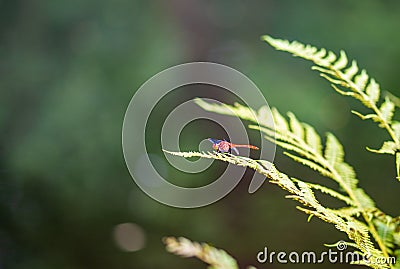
[208,138,222,144]
[231,147,239,155]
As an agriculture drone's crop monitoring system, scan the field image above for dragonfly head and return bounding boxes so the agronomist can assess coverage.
[208,138,220,150]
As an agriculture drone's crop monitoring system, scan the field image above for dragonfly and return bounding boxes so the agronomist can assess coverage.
[208,138,259,155]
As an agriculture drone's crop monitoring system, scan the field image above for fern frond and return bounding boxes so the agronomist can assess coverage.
[256,105,272,125]
[261,35,390,123]
[324,133,345,166]
[164,150,389,267]
[334,162,358,189]
[255,107,361,190]
[272,107,289,131]
[191,98,395,267]
[262,35,400,181]
[304,123,323,155]
[163,237,240,269]
[255,107,392,260]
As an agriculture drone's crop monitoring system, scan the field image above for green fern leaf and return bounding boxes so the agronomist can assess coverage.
[343,60,359,80]
[366,78,381,104]
[314,47,327,58]
[262,35,329,67]
[335,162,358,189]
[263,36,400,186]
[324,133,344,166]
[288,112,304,139]
[354,188,375,209]
[392,122,400,141]
[354,70,369,90]
[332,50,348,70]
[325,51,337,63]
[367,141,397,155]
[256,105,272,127]
[379,97,395,124]
[304,124,323,154]
[272,107,289,132]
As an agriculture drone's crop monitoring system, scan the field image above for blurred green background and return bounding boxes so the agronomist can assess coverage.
[1,0,400,268]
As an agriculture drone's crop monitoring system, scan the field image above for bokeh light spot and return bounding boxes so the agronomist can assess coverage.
[113,223,146,252]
